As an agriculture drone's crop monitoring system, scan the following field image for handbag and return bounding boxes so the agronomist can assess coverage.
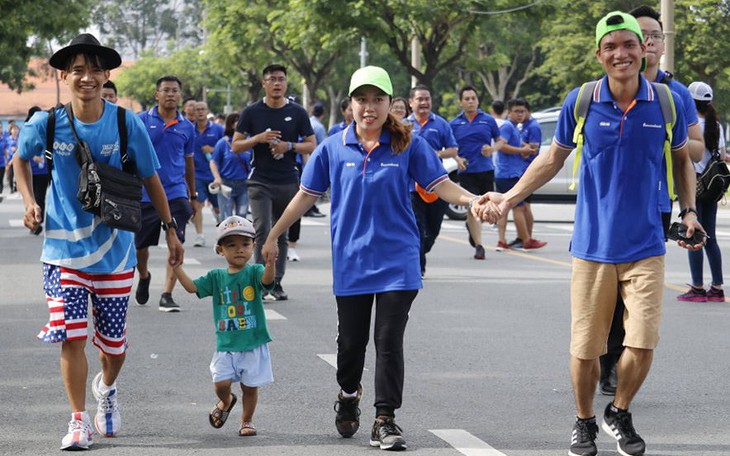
[65,104,144,232]
[696,149,730,204]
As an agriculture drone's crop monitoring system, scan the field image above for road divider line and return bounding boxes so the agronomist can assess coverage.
[317,353,337,368]
[9,219,24,227]
[183,258,201,265]
[264,309,287,320]
[430,429,507,456]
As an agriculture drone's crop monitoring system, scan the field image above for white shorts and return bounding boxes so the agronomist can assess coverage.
[210,344,274,387]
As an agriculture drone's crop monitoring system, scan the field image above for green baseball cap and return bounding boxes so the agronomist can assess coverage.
[348,66,393,97]
[595,11,646,71]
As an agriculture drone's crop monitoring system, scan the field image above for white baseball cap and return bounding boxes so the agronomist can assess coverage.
[216,216,255,243]
[688,81,713,101]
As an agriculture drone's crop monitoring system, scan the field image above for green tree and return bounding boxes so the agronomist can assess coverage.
[0,0,92,90]
[91,0,203,59]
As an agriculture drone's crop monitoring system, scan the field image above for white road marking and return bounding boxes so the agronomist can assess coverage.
[9,219,24,227]
[183,258,200,265]
[317,353,338,368]
[430,429,508,456]
[264,309,286,320]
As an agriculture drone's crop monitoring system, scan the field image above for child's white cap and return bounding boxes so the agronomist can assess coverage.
[216,216,255,243]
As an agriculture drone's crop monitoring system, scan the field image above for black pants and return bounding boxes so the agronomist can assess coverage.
[336,290,417,417]
[411,193,447,272]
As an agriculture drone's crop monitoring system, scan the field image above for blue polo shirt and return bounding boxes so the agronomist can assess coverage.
[301,125,448,296]
[494,121,524,179]
[520,116,542,170]
[193,120,224,181]
[406,112,458,151]
[0,133,9,167]
[18,101,160,273]
[212,136,251,180]
[655,68,699,212]
[138,107,194,202]
[449,110,501,174]
[328,121,347,137]
[554,75,687,263]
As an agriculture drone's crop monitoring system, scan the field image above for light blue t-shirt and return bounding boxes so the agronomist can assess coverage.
[554,75,687,263]
[301,126,448,296]
[18,101,160,273]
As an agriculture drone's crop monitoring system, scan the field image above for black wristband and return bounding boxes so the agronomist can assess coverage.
[678,208,697,219]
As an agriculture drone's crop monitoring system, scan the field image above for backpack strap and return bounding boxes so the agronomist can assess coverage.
[651,82,677,200]
[44,103,64,175]
[569,81,598,191]
[116,105,134,175]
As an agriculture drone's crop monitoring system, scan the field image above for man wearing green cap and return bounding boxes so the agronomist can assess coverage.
[478,11,702,456]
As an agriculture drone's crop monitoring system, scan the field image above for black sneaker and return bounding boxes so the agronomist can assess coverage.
[333,385,361,437]
[474,245,485,260]
[602,403,646,456]
[158,293,181,312]
[135,272,151,305]
[569,418,598,456]
[508,238,523,249]
[269,282,288,301]
[370,416,406,451]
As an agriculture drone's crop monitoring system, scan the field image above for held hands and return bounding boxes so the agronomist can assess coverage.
[261,238,279,266]
[165,230,184,267]
[475,192,509,224]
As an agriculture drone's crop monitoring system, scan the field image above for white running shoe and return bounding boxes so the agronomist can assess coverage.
[287,248,301,262]
[92,372,121,437]
[193,234,206,247]
[60,412,94,450]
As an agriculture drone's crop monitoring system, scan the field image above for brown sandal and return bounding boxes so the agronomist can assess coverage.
[209,394,237,429]
[239,421,257,436]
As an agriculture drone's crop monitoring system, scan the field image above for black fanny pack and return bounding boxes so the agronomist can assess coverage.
[66,104,143,232]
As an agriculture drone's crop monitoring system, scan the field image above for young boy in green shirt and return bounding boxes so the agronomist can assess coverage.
[174,215,275,436]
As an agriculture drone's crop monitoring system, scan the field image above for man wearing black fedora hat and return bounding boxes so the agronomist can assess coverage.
[13,33,184,451]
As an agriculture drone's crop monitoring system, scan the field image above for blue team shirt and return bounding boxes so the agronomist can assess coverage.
[18,101,160,273]
[193,120,224,181]
[0,132,9,167]
[494,122,525,179]
[520,116,542,170]
[554,75,687,263]
[328,121,347,137]
[301,125,448,296]
[138,107,194,202]
[212,135,251,180]
[449,110,501,174]
[655,69,699,212]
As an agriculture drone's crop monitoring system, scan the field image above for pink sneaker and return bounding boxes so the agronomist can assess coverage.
[706,287,725,302]
[677,286,707,302]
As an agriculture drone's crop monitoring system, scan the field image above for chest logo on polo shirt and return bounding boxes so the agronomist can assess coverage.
[381,163,399,167]
[100,143,120,156]
[345,162,356,167]
[284,116,292,122]
[53,141,74,156]
[150,125,157,128]
[600,121,611,127]
[642,123,662,129]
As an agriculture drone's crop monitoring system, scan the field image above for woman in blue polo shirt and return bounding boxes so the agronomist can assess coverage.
[262,66,482,451]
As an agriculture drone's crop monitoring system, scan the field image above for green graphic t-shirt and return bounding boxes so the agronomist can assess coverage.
[194,264,273,352]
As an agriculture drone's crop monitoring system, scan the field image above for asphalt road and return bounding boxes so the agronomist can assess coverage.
[1,193,729,456]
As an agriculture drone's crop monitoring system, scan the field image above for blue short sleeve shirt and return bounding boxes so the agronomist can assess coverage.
[554,75,688,263]
[138,107,195,202]
[193,120,224,181]
[449,110,501,174]
[300,125,448,296]
[212,136,250,181]
[520,117,542,169]
[494,121,525,179]
[18,101,160,273]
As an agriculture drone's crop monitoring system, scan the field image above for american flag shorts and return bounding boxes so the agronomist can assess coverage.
[38,263,134,356]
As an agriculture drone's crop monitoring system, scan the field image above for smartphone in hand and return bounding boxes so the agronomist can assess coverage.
[667,222,707,246]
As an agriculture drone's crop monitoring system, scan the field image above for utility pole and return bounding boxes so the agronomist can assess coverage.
[660,0,674,73]
[359,37,368,68]
[410,35,420,88]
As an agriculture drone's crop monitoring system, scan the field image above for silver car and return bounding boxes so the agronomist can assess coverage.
[443,111,577,220]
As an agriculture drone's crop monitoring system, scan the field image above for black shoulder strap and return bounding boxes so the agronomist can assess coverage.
[45,103,63,174]
[660,70,674,85]
[116,105,134,174]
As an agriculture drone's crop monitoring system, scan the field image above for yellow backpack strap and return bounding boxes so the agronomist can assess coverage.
[570,81,598,191]
[651,82,677,200]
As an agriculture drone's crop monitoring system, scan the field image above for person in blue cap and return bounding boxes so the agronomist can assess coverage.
[262,65,485,451]
[479,11,702,456]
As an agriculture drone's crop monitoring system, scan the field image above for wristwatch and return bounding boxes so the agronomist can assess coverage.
[190,192,199,200]
[161,219,178,232]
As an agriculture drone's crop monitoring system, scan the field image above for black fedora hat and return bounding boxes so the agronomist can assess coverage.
[49,33,122,70]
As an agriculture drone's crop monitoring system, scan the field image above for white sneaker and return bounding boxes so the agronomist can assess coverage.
[193,234,206,247]
[92,372,121,437]
[287,248,301,262]
[60,412,94,450]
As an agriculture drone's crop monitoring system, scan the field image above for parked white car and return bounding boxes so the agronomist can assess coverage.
[443,110,577,220]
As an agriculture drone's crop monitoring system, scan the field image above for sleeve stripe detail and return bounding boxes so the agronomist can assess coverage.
[300,185,324,197]
[553,138,574,150]
[424,174,449,192]
[671,137,688,151]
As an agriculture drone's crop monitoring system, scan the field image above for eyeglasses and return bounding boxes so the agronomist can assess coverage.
[642,31,665,42]
[265,77,287,83]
